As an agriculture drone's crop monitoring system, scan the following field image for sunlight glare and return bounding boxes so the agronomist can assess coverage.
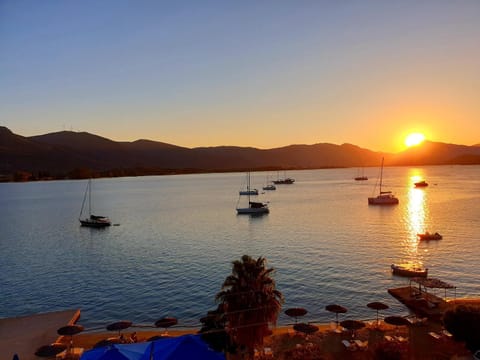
[405,133,425,147]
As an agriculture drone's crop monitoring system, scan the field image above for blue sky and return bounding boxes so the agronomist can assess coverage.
[1,1,479,152]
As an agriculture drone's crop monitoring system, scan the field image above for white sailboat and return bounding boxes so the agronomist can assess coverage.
[79,178,111,227]
[368,158,399,205]
[262,174,276,191]
[239,172,259,195]
[236,172,269,215]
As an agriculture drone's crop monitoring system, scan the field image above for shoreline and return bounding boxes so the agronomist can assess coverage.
[4,301,480,359]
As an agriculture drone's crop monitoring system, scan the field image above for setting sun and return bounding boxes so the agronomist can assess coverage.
[405,133,426,147]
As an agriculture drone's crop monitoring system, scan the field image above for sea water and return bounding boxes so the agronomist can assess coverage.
[0,165,479,329]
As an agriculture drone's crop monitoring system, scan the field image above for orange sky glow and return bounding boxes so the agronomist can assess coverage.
[1,1,479,153]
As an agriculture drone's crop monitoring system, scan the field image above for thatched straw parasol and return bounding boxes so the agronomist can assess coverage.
[284,307,308,324]
[325,304,347,324]
[367,301,390,326]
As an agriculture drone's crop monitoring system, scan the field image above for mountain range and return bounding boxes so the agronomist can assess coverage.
[1,126,479,180]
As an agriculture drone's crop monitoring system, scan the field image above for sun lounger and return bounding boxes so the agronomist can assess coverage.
[56,347,84,360]
[442,329,453,338]
[263,347,273,357]
[330,321,343,333]
[354,339,368,350]
[384,335,394,342]
[342,339,357,351]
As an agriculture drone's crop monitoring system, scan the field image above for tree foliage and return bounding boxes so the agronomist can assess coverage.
[216,255,284,358]
[443,305,480,353]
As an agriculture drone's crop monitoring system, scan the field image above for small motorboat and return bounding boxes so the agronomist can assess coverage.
[417,232,442,240]
[414,180,428,188]
[391,263,428,278]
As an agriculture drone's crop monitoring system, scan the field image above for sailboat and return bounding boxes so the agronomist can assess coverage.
[262,174,276,191]
[368,158,399,205]
[272,170,295,184]
[236,172,269,215]
[79,178,111,227]
[354,167,368,181]
[239,172,259,195]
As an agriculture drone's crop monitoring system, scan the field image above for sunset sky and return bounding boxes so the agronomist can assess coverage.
[1,1,479,153]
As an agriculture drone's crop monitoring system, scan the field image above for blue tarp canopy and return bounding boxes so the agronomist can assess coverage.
[81,335,225,360]
[81,342,152,360]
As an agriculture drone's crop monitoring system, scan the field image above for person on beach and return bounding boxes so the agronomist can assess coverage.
[129,332,137,343]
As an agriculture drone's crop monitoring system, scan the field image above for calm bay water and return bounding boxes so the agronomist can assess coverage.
[1,165,479,329]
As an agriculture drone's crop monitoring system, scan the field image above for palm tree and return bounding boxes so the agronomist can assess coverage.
[216,255,284,359]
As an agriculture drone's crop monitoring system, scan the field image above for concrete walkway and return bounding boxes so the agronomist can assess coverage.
[0,309,80,360]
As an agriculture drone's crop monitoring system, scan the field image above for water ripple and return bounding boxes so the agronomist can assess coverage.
[1,166,479,327]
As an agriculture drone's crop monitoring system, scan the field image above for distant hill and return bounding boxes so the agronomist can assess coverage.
[390,141,480,165]
[1,126,479,180]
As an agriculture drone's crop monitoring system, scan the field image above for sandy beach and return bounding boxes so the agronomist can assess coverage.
[61,319,472,360]
[3,298,480,360]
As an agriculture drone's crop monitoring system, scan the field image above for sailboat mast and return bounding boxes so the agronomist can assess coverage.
[88,179,92,216]
[247,172,251,203]
[379,157,384,194]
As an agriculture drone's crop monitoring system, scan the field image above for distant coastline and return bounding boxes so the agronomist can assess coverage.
[1,126,480,182]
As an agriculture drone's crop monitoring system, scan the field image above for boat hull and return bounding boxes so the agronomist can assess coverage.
[80,218,111,227]
[368,195,399,205]
[391,264,428,277]
[273,178,294,184]
[237,202,269,215]
[417,233,442,240]
[414,181,428,187]
[239,190,259,195]
[236,207,269,214]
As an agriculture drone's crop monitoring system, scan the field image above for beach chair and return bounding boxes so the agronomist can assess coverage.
[330,321,342,333]
[354,339,368,350]
[395,336,408,342]
[384,335,394,342]
[342,339,356,351]
[56,347,84,360]
[263,347,273,358]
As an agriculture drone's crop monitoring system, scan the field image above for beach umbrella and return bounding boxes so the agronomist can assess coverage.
[340,319,365,339]
[57,324,84,350]
[293,323,319,335]
[82,342,153,360]
[34,343,67,357]
[148,335,171,342]
[151,334,225,360]
[284,307,308,324]
[57,324,84,336]
[93,337,122,348]
[384,316,410,327]
[325,304,347,324]
[367,302,390,326]
[106,320,133,336]
[384,316,410,336]
[155,317,178,334]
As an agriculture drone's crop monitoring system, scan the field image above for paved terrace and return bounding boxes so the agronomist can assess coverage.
[0,309,80,360]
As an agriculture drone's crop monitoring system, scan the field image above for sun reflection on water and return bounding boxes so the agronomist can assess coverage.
[403,170,429,263]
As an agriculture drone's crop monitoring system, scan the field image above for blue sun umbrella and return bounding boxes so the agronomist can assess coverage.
[151,335,225,360]
[80,342,152,360]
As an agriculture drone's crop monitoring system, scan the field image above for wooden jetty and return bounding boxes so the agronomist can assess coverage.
[388,277,456,321]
